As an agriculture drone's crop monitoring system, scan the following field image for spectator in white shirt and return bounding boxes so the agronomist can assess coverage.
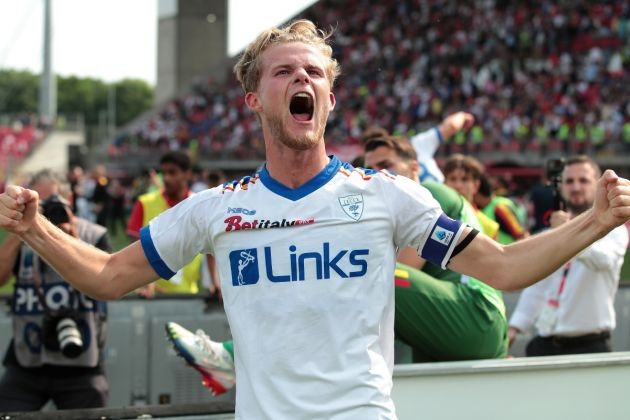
[509,155,629,355]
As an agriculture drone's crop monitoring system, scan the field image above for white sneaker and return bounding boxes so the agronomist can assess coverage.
[165,322,235,395]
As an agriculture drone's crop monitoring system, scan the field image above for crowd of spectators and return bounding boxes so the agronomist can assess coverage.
[0,114,52,193]
[0,114,45,165]
[111,0,630,161]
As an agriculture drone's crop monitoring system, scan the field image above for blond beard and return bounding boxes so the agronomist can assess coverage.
[267,110,328,151]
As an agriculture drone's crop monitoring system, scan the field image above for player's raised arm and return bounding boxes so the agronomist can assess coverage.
[437,112,475,139]
[0,185,158,300]
[449,170,630,291]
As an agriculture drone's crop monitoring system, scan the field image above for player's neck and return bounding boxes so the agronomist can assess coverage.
[265,141,329,189]
[164,188,188,204]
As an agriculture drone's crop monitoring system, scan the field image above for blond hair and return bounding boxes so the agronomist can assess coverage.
[234,19,340,93]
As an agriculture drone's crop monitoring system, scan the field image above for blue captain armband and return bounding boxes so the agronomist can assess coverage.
[420,213,465,269]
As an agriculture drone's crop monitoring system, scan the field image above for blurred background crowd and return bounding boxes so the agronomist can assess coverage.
[106,0,630,161]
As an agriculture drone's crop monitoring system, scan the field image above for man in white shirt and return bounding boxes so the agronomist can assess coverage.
[2,20,630,420]
[509,155,629,355]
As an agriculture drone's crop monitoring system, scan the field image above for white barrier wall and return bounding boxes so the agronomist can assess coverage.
[392,352,630,420]
[3,293,630,417]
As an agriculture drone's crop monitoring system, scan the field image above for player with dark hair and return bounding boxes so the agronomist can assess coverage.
[127,151,218,296]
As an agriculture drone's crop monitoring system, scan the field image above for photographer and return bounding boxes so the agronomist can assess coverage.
[528,158,565,235]
[0,170,110,411]
[509,156,629,355]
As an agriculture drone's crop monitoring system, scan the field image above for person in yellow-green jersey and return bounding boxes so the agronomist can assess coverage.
[127,151,219,297]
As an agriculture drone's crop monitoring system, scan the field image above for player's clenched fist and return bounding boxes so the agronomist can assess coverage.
[0,186,40,234]
[593,170,630,231]
[607,177,630,218]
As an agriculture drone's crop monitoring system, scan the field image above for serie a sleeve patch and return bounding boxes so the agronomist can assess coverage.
[420,213,465,269]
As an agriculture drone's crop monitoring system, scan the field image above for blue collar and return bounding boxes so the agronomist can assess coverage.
[258,155,341,201]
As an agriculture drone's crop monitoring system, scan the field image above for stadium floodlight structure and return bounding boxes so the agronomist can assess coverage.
[156,0,228,105]
[39,0,57,123]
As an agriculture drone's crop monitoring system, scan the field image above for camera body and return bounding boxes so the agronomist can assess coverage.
[546,158,565,211]
[41,306,85,358]
[41,194,71,226]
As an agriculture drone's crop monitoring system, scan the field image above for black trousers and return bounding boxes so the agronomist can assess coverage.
[526,332,612,357]
[0,366,108,412]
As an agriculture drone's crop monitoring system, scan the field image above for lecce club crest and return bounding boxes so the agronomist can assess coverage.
[339,194,364,221]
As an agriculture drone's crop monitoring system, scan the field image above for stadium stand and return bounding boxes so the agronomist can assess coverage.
[0,117,46,178]
[109,0,630,165]
[0,122,40,160]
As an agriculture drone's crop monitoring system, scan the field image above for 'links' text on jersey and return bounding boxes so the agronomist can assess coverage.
[229,242,369,286]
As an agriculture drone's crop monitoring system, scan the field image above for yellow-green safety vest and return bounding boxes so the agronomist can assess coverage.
[140,190,201,293]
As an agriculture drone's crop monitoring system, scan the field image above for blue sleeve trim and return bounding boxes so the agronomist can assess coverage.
[434,127,444,144]
[140,225,176,279]
[420,213,464,268]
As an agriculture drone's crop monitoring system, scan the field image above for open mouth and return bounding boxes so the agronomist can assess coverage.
[289,93,314,122]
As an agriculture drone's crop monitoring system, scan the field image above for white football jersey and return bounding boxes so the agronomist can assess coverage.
[140,156,464,420]
[410,127,445,183]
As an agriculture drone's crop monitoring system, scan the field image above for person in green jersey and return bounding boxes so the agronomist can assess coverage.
[475,174,528,245]
[362,130,507,363]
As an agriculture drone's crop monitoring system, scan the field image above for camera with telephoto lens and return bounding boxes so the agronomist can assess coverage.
[41,194,71,226]
[546,158,565,211]
[42,306,84,358]
[38,195,84,358]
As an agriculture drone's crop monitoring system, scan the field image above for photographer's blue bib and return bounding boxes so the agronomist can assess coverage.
[11,219,107,368]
